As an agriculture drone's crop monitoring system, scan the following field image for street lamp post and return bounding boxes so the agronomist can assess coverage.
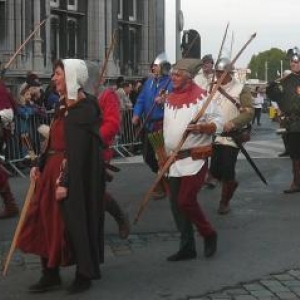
[265,61,268,82]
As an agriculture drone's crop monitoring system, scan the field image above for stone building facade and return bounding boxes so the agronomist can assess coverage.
[0,0,165,89]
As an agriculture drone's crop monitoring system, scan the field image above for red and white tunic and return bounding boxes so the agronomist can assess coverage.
[164,83,223,177]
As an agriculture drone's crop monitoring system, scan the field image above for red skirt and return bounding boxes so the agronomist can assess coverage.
[17,153,73,268]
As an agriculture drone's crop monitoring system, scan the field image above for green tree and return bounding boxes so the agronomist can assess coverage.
[247,48,290,81]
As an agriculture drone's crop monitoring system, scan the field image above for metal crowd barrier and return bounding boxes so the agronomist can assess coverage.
[112,108,143,158]
[4,110,53,177]
[4,108,142,177]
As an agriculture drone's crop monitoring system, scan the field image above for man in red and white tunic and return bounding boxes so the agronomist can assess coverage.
[160,58,223,261]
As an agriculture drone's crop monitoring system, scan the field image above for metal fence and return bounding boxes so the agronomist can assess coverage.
[4,108,142,177]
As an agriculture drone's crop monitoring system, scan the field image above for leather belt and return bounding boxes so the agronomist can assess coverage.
[174,145,213,161]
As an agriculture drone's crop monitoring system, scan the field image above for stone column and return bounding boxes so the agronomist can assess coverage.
[140,0,149,75]
[87,1,102,61]
[32,0,44,72]
[4,1,15,68]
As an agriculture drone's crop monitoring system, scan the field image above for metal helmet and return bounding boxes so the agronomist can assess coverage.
[215,57,233,72]
[287,47,300,62]
[153,52,171,75]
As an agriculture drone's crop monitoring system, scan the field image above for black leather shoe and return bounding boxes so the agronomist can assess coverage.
[167,250,197,262]
[67,273,91,294]
[28,273,61,293]
[204,232,217,258]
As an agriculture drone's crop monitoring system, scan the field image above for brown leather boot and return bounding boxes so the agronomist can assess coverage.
[105,193,130,239]
[0,181,19,219]
[218,180,238,215]
[284,160,300,194]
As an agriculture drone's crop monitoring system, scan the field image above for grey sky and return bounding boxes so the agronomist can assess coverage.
[165,0,299,68]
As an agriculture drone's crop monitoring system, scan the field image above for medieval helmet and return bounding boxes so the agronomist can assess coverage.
[215,57,233,72]
[287,47,300,62]
[153,52,171,75]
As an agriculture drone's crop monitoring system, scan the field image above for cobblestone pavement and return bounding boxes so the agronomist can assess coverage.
[2,233,300,300]
[0,232,181,271]
[189,270,300,300]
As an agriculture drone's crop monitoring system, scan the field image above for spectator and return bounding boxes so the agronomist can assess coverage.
[129,80,143,106]
[43,75,60,111]
[251,86,264,126]
[116,81,133,110]
[16,85,35,159]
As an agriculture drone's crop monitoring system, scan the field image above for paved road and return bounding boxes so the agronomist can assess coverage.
[1,113,300,300]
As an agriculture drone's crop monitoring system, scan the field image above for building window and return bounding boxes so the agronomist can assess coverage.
[129,27,138,74]
[50,0,59,8]
[67,0,77,11]
[128,0,137,21]
[117,0,123,19]
[118,25,140,76]
[50,17,60,62]
[67,18,78,57]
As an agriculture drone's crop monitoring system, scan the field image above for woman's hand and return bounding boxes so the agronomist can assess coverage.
[30,167,40,181]
[55,186,68,201]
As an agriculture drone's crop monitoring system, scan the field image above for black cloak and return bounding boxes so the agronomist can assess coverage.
[61,94,105,279]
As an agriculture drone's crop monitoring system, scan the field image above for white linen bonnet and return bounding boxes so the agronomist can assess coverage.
[62,59,88,100]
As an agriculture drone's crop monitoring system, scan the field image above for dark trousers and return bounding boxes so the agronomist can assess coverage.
[210,144,239,181]
[286,132,300,159]
[252,108,262,125]
[142,132,159,173]
[168,163,215,253]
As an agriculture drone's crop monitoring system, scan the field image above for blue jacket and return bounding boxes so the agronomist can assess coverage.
[133,74,172,131]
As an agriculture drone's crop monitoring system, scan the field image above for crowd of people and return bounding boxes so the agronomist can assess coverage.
[0,45,299,294]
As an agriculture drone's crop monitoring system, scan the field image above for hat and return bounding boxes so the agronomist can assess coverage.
[26,73,41,87]
[173,58,202,77]
[201,54,214,64]
[287,47,300,62]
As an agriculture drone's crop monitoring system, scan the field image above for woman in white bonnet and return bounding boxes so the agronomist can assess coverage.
[17,59,105,294]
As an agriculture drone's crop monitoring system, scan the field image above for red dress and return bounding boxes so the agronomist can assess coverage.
[17,116,72,268]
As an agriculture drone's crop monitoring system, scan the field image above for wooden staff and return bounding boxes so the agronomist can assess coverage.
[95,30,117,94]
[134,33,257,224]
[2,134,37,275]
[209,22,230,93]
[2,178,35,276]
[1,17,48,78]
